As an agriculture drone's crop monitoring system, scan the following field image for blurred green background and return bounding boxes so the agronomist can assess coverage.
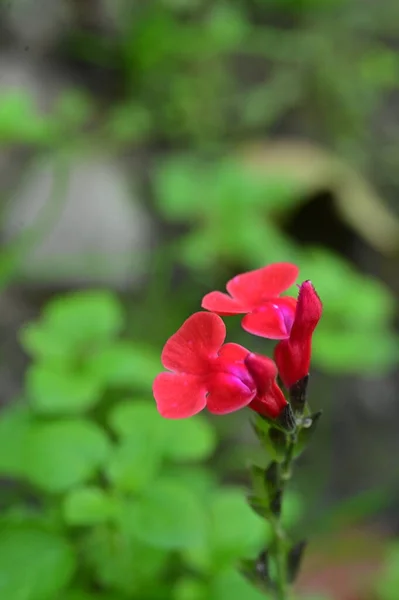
[0,0,399,599]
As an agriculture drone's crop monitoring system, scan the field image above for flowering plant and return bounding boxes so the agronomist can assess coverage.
[153,262,323,599]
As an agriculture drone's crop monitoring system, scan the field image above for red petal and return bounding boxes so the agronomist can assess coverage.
[161,312,226,375]
[244,353,278,396]
[201,291,247,315]
[206,372,255,415]
[217,342,250,362]
[241,304,291,339]
[226,263,299,305]
[153,372,207,418]
[290,281,323,342]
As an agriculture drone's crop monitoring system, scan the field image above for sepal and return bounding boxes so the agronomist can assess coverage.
[287,540,307,583]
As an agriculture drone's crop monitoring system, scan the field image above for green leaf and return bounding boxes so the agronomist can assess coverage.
[20,323,74,363]
[26,364,101,414]
[87,342,161,389]
[108,399,161,438]
[209,488,271,564]
[0,405,31,477]
[105,431,162,492]
[174,578,208,600]
[109,400,216,461]
[282,491,304,529]
[161,415,216,462]
[0,526,75,600]
[41,290,124,346]
[83,528,167,595]
[376,543,399,600]
[186,487,270,572]
[313,327,399,373]
[63,486,115,525]
[210,569,270,600]
[26,419,110,492]
[127,479,206,549]
[154,156,204,221]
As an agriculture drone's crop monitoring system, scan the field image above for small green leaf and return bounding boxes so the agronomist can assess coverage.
[209,488,271,565]
[174,578,208,600]
[108,399,161,439]
[161,415,217,462]
[105,431,162,492]
[313,327,399,372]
[20,323,74,362]
[295,411,323,458]
[210,569,271,600]
[26,419,110,492]
[41,290,124,346]
[109,400,216,461]
[0,526,75,600]
[0,405,31,477]
[282,491,304,529]
[84,528,167,595]
[87,342,161,389]
[63,486,115,525]
[129,479,206,549]
[26,364,101,414]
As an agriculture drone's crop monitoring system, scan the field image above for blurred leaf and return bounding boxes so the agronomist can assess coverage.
[154,156,204,220]
[41,290,124,346]
[109,399,216,461]
[210,568,270,600]
[109,399,161,438]
[105,430,162,492]
[376,543,399,600]
[26,365,101,414]
[207,4,248,51]
[26,419,110,492]
[300,248,395,326]
[20,323,74,363]
[161,415,217,462]
[106,103,152,143]
[0,526,75,600]
[84,528,167,595]
[174,578,208,600]
[87,342,161,389]
[63,486,115,526]
[0,405,31,477]
[54,90,93,129]
[163,466,217,499]
[127,479,206,549]
[208,488,271,567]
[282,491,304,529]
[313,327,399,372]
[0,93,53,144]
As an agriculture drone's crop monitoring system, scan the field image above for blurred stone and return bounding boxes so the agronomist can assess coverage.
[2,0,72,54]
[2,157,153,289]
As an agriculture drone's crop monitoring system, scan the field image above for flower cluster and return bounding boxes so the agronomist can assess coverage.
[153,263,322,421]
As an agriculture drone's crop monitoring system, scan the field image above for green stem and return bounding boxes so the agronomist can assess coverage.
[271,432,297,600]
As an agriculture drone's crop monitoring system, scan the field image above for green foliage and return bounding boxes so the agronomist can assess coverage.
[0,291,274,600]
[0,526,76,600]
[26,419,110,492]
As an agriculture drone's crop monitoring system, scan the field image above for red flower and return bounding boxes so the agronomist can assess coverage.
[152,312,287,419]
[201,262,299,339]
[274,281,322,388]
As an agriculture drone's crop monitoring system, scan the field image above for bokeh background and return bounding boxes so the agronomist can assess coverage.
[1,1,399,599]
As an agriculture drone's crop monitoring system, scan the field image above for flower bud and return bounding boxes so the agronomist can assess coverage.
[274,281,322,388]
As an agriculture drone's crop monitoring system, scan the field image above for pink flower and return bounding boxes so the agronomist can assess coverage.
[152,312,287,419]
[274,281,323,388]
[201,263,299,339]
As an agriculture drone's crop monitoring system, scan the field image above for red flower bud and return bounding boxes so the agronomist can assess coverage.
[274,281,322,388]
[244,353,288,419]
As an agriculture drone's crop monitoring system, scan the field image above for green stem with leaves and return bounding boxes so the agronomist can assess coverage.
[270,431,297,600]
